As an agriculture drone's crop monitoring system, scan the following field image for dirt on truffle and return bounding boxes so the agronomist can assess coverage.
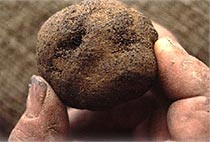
[37,0,158,110]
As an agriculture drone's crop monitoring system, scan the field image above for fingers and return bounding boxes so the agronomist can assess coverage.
[68,92,158,140]
[133,91,172,141]
[9,75,69,141]
[167,96,210,141]
[133,116,151,141]
[149,105,171,141]
[154,37,210,100]
[68,108,117,140]
[152,21,177,42]
[111,92,157,130]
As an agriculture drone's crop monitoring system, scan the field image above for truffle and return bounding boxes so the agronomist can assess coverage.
[36,0,158,110]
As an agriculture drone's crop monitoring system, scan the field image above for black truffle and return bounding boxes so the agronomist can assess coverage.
[37,0,158,110]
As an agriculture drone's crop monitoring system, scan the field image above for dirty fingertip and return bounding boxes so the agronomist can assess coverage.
[25,75,48,118]
[154,37,187,56]
[154,37,173,54]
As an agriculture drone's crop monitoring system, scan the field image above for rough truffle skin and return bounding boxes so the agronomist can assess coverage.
[37,0,158,110]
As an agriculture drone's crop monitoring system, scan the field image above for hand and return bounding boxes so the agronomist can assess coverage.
[9,23,210,141]
[8,76,70,141]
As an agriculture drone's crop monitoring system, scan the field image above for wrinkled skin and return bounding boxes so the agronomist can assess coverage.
[9,23,210,141]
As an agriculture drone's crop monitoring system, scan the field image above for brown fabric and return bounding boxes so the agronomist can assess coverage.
[0,0,209,138]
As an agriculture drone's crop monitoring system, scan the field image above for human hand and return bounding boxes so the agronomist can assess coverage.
[153,37,210,141]
[9,23,210,141]
[8,76,70,141]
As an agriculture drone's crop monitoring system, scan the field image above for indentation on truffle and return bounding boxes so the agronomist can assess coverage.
[57,28,86,50]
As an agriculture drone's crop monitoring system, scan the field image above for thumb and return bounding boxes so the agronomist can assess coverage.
[154,37,210,100]
[9,75,69,141]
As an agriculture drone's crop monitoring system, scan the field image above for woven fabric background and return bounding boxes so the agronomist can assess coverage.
[0,0,209,139]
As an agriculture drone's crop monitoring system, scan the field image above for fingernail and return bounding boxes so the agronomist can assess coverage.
[25,75,47,118]
[155,37,187,55]
[154,37,173,54]
[166,37,177,47]
[166,37,184,50]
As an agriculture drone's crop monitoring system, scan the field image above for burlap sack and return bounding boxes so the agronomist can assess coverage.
[0,0,209,138]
